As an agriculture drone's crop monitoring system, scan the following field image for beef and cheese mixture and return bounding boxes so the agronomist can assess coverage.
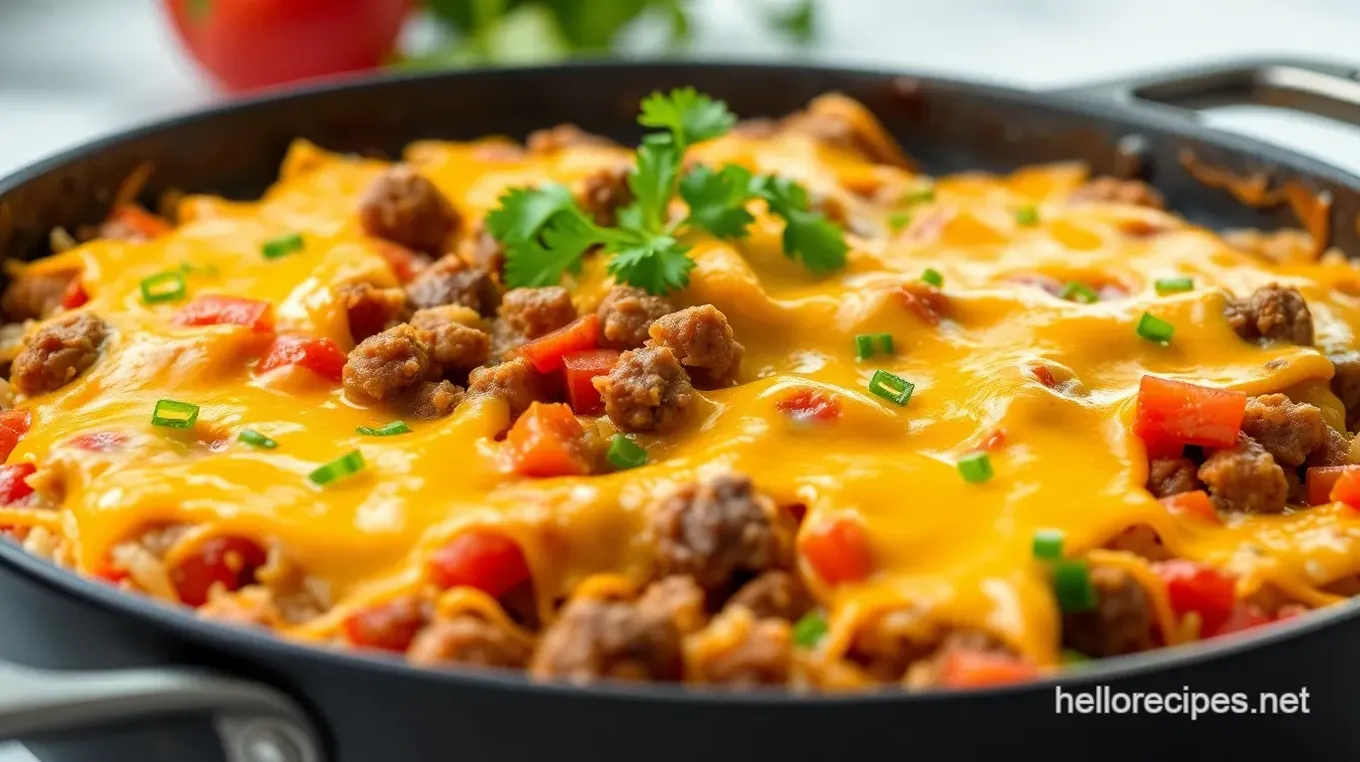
[3,89,1360,691]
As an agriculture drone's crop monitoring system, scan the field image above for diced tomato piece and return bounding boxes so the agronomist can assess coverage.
[776,387,843,423]
[1159,490,1219,524]
[799,515,874,585]
[92,562,129,585]
[257,335,346,382]
[106,204,171,240]
[1132,376,1247,449]
[169,535,268,607]
[784,502,808,524]
[0,463,36,505]
[427,529,531,598]
[0,410,32,463]
[1204,603,1271,639]
[1306,466,1357,506]
[1144,439,1185,459]
[173,296,274,333]
[562,349,620,416]
[938,649,1039,688]
[1155,560,1237,636]
[1030,364,1058,388]
[372,241,429,283]
[60,278,89,309]
[1329,468,1360,509]
[504,402,591,478]
[341,596,426,652]
[897,282,946,326]
[510,315,599,374]
[978,427,1006,451]
[66,431,129,452]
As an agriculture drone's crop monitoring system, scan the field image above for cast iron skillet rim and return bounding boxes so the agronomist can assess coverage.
[1,59,1357,705]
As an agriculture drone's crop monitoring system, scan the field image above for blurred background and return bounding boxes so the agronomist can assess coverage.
[3,0,1360,758]
[7,0,1360,179]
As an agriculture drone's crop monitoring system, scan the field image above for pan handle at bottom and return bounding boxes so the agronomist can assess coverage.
[1054,57,1360,127]
[0,662,324,762]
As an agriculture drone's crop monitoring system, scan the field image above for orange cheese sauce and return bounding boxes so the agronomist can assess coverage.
[10,110,1360,671]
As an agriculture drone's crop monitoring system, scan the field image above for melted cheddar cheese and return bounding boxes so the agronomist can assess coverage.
[7,94,1360,685]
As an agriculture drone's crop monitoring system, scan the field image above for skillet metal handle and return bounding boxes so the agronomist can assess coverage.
[1056,57,1360,126]
[0,662,324,762]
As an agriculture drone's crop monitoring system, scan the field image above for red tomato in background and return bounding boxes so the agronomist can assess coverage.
[163,0,412,93]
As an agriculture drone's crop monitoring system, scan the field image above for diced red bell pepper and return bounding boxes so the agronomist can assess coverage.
[1159,490,1219,524]
[341,596,426,652]
[510,315,599,374]
[66,431,129,452]
[0,463,36,505]
[1132,376,1247,449]
[1328,467,1360,509]
[372,241,429,283]
[169,535,268,607]
[0,410,32,463]
[562,349,620,416]
[173,296,274,333]
[1306,466,1359,506]
[800,515,874,585]
[1030,364,1059,388]
[60,278,89,309]
[897,282,947,326]
[978,427,1007,451]
[427,529,531,598]
[257,335,346,382]
[1204,603,1271,639]
[504,402,591,478]
[937,649,1039,688]
[1155,559,1237,637]
[776,387,843,423]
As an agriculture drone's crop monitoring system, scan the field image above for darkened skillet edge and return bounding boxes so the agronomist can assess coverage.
[0,59,1357,703]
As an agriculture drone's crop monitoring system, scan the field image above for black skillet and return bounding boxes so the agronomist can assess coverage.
[2,59,1360,762]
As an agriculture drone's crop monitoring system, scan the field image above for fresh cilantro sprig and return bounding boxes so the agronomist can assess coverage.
[487,87,848,296]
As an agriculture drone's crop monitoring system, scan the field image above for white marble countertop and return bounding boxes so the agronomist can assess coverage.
[4,0,1360,759]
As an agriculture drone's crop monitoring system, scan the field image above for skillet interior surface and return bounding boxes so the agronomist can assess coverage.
[2,61,1360,762]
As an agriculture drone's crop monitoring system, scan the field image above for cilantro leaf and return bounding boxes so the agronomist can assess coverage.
[502,207,609,288]
[605,233,694,296]
[638,87,737,149]
[621,133,681,234]
[485,184,578,243]
[756,175,848,274]
[679,163,758,239]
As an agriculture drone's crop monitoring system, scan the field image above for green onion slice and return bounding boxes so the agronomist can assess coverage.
[901,186,936,205]
[868,370,914,406]
[1136,312,1175,344]
[606,434,647,470]
[1155,277,1194,295]
[958,451,994,484]
[873,333,894,355]
[356,421,411,437]
[854,334,875,361]
[792,612,829,648]
[151,399,199,429]
[888,211,911,232]
[1060,281,1099,304]
[1015,205,1040,226]
[238,429,278,449]
[139,271,187,304]
[921,268,944,288]
[262,232,305,260]
[1053,559,1098,613]
[308,450,366,486]
[1032,528,1064,559]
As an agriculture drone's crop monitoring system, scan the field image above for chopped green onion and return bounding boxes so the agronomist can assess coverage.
[868,370,914,406]
[261,232,305,260]
[1155,276,1194,295]
[958,451,993,484]
[901,186,936,205]
[356,421,410,437]
[792,612,828,648]
[1015,205,1040,226]
[238,429,278,449]
[179,261,219,277]
[606,434,647,470]
[874,333,894,355]
[887,211,911,232]
[854,334,875,361]
[308,450,366,486]
[921,268,944,288]
[139,271,186,304]
[151,399,199,429]
[1060,281,1098,304]
[1053,559,1097,612]
[1032,529,1064,559]
[1136,312,1175,344]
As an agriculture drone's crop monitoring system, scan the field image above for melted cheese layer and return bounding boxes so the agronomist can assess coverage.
[10,119,1360,669]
